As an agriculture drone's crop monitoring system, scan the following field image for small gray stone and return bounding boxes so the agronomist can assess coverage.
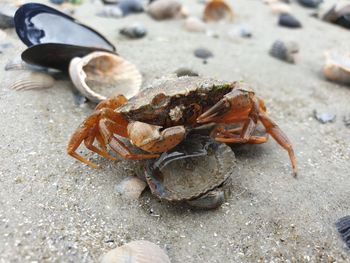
[175,68,199,77]
[313,110,336,124]
[194,48,213,59]
[120,24,147,39]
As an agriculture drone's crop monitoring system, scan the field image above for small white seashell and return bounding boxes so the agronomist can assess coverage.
[184,17,206,33]
[323,51,350,85]
[7,71,55,91]
[115,176,147,200]
[147,0,183,20]
[270,3,291,14]
[69,51,142,103]
[100,240,171,263]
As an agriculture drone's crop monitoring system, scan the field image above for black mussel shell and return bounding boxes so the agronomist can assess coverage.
[21,43,115,71]
[14,3,115,51]
[323,5,350,29]
[278,13,302,28]
[335,216,350,248]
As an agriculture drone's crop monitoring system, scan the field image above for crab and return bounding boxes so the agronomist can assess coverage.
[67,77,297,176]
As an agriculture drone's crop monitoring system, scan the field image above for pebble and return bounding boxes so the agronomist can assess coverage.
[120,24,147,39]
[184,17,206,33]
[50,0,65,4]
[278,13,302,28]
[147,0,183,20]
[0,43,11,54]
[229,25,252,39]
[313,110,336,124]
[117,0,144,16]
[343,114,350,128]
[269,40,299,63]
[115,176,147,199]
[298,0,322,8]
[0,5,16,29]
[97,6,123,18]
[194,48,213,60]
[175,67,199,77]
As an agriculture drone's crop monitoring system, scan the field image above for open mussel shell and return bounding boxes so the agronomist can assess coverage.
[69,51,142,103]
[21,43,114,71]
[14,3,115,50]
[145,134,235,202]
[323,51,350,85]
[100,240,171,263]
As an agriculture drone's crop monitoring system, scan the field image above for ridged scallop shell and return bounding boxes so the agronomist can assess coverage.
[7,71,55,91]
[145,134,235,202]
[323,52,350,85]
[269,40,299,63]
[203,0,234,22]
[100,240,171,263]
[69,51,142,103]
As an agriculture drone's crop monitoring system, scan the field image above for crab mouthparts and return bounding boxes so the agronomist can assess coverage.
[197,99,230,123]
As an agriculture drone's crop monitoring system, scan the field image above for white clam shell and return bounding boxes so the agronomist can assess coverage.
[100,240,171,263]
[115,176,147,200]
[323,51,350,85]
[7,71,55,91]
[69,51,142,103]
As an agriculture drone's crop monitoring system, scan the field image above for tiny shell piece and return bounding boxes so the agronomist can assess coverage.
[270,3,291,14]
[323,52,350,85]
[69,51,142,103]
[147,0,183,20]
[184,17,206,33]
[100,240,171,263]
[115,176,147,200]
[7,71,55,91]
[269,40,299,63]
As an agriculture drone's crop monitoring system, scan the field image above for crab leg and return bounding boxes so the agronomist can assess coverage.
[84,126,116,161]
[258,111,297,177]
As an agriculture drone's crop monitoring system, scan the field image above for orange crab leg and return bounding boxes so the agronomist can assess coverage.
[259,112,298,177]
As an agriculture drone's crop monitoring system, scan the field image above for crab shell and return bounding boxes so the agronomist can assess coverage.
[116,77,249,127]
[143,134,236,202]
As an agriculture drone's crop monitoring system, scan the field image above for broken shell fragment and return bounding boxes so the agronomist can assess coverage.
[323,52,350,85]
[115,176,147,200]
[184,17,206,33]
[69,51,142,103]
[269,40,299,63]
[186,188,225,209]
[147,0,183,20]
[203,0,233,22]
[100,240,171,263]
[7,71,55,91]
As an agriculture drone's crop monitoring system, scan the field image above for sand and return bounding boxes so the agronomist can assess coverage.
[0,0,350,262]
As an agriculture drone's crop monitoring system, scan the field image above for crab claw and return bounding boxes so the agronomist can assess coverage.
[197,98,230,123]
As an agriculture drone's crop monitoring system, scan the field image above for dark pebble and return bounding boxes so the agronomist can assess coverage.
[50,0,65,4]
[335,216,350,249]
[0,6,16,29]
[120,24,147,39]
[343,114,350,128]
[297,0,322,8]
[279,13,302,28]
[194,48,213,59]
[313,110,336,124]
[117,0,144,16]
[175,68,199,77]
[269,40,299,63]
